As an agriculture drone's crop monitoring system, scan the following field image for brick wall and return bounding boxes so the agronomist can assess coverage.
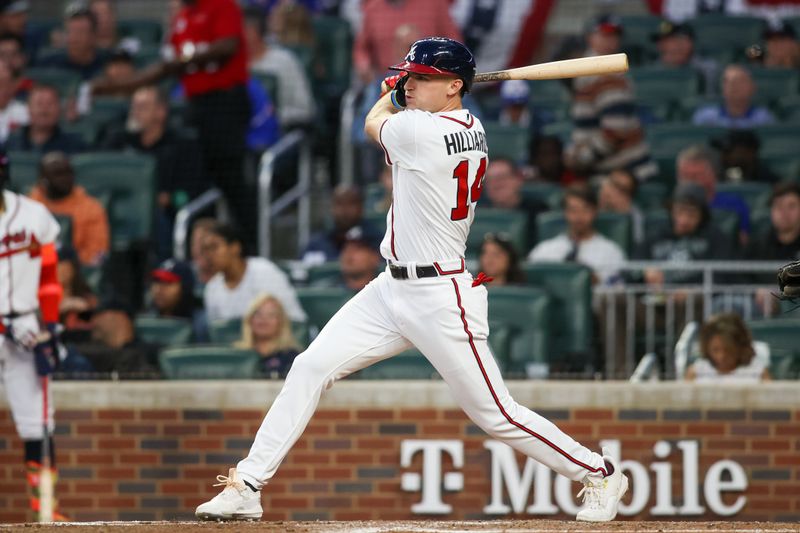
[1,401,798,523]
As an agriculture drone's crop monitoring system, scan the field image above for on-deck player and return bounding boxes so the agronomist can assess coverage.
[0,148,67,520]
[195,37,628,523]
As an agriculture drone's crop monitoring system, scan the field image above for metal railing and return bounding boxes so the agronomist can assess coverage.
[338,84,362,187]
[172,187,230,261]
[257,130,313,258]
[595,260,790,380]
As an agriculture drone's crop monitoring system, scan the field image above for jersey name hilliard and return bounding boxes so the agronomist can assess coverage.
[444,129,488,156]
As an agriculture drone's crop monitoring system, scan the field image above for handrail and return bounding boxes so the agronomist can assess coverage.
[172,187,229,260]
[258,130,312,258]
[338,84,361,186]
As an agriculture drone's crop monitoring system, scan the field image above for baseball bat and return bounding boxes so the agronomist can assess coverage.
[473,53,628,83]
[39,375,53,523]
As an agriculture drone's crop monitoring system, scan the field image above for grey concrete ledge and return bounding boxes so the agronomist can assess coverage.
[2,381,798,410]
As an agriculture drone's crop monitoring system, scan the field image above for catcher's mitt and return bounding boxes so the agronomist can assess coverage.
[776,260,800,302]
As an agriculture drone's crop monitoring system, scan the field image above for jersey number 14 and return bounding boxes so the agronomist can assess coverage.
[450,157,487,221]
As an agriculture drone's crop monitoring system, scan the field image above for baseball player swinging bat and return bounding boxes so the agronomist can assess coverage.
[473,53,628,83]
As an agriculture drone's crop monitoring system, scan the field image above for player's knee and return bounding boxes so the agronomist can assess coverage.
[286,350,331,382]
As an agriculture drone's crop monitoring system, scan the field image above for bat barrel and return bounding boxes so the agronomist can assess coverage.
[474,53,628,83]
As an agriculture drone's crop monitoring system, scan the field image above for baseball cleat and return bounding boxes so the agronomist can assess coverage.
[195,468,262,521]
[576,447,629,522]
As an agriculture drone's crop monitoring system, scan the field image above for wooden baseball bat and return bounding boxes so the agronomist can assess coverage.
[474,53,628,83]
[39,376,54,523]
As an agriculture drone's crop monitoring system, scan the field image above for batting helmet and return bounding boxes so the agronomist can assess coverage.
[389,37,476,92]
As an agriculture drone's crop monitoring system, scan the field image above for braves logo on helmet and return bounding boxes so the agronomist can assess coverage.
[389,37,476,92]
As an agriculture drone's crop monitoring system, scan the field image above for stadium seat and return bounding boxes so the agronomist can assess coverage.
[355,349,439,379]
[749,68,799,109]
[643,209,671,242]
[652,153,677,185]
[311,16,352,98]
[364,211,388,236]
[768,157,800,183]
[306,262,343,286]
[7,151,41,194]
[529,80,571,120]
[134,316,193,346]
[26,67,82,97]
[521,182,563,211]
[647,124,725,158]
[715,182,771,212]
[689,15,765,61]
[482,122,530,163]
[747,319,800,379]
[117,19,163,45]
[364,182,387,214]
[535,211,632,254]
[208,317,243,344]
[750,208,771,237]
[629,67,701,121]
[619,15,661,65]
[53,214,73,250]
[644,209,738,246]
[296,287,354,336]
[540,121,573,143]
[635,181,669,210]
[521,263,594,373]
[133,45,163,68]
[466,208,527,259]
[159,346,261,379]
[61,121,99,146]
[72,152,156,250]
[286,44,314,80]
[754,125,800,158]
[487,286,550,376]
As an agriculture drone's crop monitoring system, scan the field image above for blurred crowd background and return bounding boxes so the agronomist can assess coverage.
[4,0,800,382]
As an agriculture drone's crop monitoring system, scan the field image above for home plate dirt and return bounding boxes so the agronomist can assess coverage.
[2,521,798,532]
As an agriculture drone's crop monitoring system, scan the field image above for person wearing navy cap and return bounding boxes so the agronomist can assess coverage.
[148,259,208,342]
[762,19,799,69]
[652,19,718,94]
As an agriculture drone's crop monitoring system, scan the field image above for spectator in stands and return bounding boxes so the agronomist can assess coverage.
[0,58,26,142]
[56,246,97,335]
[203,222,306,323]
[651,20,718,94]
[637,182,736,286]
[338,226,382,292]
[677,144,751,239]
[528,184,625,285]
[268,0,315,48]
[243,6,314,129]
[104,85,207,259]
[747,182,800,262]
[5,84,86,154]
[235,293,301,378]
[29,151,109,266]
[100,48,136,95]
[498,80,531,128]
[0,1,39,60]
[692,65,775,129]
[0,32,29,97]
[598,169,645,247]
[74,298,159,375]
[190,217,217,285]
[478,233,525,286]
[88,0,140,52]
[147,259,208,342]
[352,0,461,84]
[92,0,253,244]
[712,129,779,184]
[761,19,799,70]
[565,14,656,182]
[302,185,381,265]
[484,157,547,248]
[38,6,108,80]
[685,313,770,382]
[528,135,580,185]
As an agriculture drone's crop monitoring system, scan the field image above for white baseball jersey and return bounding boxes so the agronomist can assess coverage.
[378,108,487,263]
[0,190,60,316]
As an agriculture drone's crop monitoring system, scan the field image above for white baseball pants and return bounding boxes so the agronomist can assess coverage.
[237,266,607,487]
[0,336,54,440]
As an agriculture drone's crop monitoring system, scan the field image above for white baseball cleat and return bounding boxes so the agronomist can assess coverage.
[576,447,629,522]
[195,468,263,521]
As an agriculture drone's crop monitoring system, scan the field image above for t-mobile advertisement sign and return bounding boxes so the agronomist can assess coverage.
[400,439,747,517]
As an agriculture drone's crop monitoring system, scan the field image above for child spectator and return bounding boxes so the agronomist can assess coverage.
[685,313,770,382]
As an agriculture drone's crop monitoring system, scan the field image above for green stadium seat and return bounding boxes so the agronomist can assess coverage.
[750,208,771,237]
[630,67,701,121]
[364,211,388,236]
[521,263,594,372]
[689,15,765,60]
[134,316,193,346]
[534,211,631,254]
[749,68,799,108]
[652,153,677,185]
[647,124,726,158]
[528,80,571,120]
[250,71,279,105]
[635,181,669,210]
[286,44,314,80]
[296,287,353,336]
[364,182,386,214]
[619,15,661,65]
[521,182,563,210]
[643,209,738,246]
[133,45,163,68]
[72,152,156,249]
[643,209,671,242]
[53,214,73,250]
[306,262,343,285]
[754,124,800,157]
[159,345,261,379]
[482,122,530,163]
[789,16,800,37]
[26,67,82,97]
[208,317,243,344]
[61,120,99,146]
[356,349,439,379]
[768,156,800,182]
[7,151,41,194]
[540,121,573,143]
[747,319,800,379]
[90,97,130,123]
[117,19,163,45]
[487,286,551,376]
[311,16,352,97]
[466,208,527,259]
[715,182,771,212]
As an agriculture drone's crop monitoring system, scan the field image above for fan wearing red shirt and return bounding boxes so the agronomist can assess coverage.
[92,0,253,239]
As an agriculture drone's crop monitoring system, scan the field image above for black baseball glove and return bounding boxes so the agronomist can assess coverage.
[776,260,800,302]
